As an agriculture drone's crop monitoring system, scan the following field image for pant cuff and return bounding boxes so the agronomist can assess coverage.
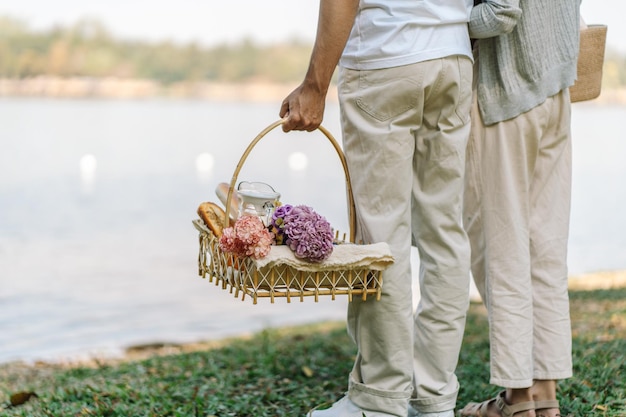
[349,378,412,417]
[533,370,573,381]
[409,390,458,413]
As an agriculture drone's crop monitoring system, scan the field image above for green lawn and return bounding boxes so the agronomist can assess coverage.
[1,287,625,417]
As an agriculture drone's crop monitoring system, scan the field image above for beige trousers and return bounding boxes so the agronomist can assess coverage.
[337,56,473,416]
[463,86,574,388]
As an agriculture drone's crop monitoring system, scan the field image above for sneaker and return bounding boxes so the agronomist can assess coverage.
[307,395,366,417]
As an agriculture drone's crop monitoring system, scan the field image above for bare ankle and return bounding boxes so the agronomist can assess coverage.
[530,380,557,401]
[506,388,533,405]
[531,380,561,417]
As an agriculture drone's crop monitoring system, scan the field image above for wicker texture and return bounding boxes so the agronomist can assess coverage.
[193,120,392,304]
[570,24,608,103]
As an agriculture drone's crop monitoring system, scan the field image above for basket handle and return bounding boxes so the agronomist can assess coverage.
[223,118,356,243]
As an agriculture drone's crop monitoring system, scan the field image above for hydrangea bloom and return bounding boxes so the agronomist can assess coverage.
[282,205,334,263]
[219,215,272,260]
[268,204,294,245]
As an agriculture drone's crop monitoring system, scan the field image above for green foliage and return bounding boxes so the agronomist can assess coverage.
[0,17,313,84]
[458,289,626,417]
[0,324,355,416]
[1,289,625,416]
[2,16,626,90]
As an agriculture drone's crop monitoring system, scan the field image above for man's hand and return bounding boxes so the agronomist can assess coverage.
[279,82,327,132]
[277,0,359,133]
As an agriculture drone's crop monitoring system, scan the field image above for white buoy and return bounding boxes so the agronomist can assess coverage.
[287,152,308,171]
[79,154,97,193]
[196,152,215,182]
[196,152,215,172]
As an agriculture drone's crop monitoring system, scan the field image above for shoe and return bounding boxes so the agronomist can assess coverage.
[456,391,535,417]
[307,395,395,417]
[408,406,454,417]
[307,395,366,417]
[534,399,561,417]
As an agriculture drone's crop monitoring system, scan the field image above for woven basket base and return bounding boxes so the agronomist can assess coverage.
[194,220,383,304]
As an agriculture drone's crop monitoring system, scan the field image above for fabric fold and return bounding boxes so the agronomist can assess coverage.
[253,242,394,272]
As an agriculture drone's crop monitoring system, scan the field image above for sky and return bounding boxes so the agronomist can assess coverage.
[0,0,624,53]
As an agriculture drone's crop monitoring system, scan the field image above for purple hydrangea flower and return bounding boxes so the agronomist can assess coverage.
[269,204,293,245]
[282,205,334,262]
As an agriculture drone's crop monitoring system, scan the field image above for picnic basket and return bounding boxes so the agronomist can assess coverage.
[192,119,394,304]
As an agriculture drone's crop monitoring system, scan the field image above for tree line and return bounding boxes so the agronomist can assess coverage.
[0,17,312,84]
[1,16,625,89]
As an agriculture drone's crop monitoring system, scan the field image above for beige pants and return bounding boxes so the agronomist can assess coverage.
[337,56,473,416]
[463,87,574,388]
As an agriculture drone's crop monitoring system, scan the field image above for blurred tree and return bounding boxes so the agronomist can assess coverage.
[47,39,70,75]
[603,48,626,89]
[0,15,623,90]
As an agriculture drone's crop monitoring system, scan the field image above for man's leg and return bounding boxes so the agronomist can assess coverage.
[410,56,472,414]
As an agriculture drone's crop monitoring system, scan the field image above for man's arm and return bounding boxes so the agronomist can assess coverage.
[280,0,359,132]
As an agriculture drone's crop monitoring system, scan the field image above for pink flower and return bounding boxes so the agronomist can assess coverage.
[219,215,272,260]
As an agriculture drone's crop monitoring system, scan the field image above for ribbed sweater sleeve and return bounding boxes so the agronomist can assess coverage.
[471,0,581,125]
[469,0,521,39]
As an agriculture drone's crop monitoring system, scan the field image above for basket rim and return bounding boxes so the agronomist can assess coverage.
[222,118,357,243]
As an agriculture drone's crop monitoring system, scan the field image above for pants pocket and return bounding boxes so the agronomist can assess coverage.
[354,66,423,122]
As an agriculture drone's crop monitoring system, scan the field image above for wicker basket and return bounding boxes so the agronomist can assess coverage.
[570,24,608,103]
[193,119,394,304]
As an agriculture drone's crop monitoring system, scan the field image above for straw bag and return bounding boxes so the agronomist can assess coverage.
[570,19,608,103]
[192,119,394,304]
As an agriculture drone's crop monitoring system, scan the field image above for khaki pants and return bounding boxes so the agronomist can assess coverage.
[337,56,472,416]
[463,87,574,388]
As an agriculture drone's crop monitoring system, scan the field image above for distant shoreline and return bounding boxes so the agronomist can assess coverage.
[568,269,626,290]
[2,76,625,104]
[0,76,340,103]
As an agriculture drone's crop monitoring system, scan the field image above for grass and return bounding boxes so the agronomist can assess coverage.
[1,287,624,417]
[457,288,626,417]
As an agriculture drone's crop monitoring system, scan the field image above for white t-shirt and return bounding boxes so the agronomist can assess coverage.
[339,0,473,70]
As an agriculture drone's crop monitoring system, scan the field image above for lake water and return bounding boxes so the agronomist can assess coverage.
[1,97,624,365]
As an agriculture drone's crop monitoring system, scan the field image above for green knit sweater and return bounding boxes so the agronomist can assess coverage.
[469,0,581,125]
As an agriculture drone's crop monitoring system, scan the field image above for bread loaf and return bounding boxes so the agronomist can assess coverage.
[215,182,240,222]
[197,202,230,237]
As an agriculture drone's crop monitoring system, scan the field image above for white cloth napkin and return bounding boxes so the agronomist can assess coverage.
[253,242,394,272]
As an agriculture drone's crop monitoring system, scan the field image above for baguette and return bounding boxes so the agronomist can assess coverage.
[215,182,240,222]
[197,202,230,237]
